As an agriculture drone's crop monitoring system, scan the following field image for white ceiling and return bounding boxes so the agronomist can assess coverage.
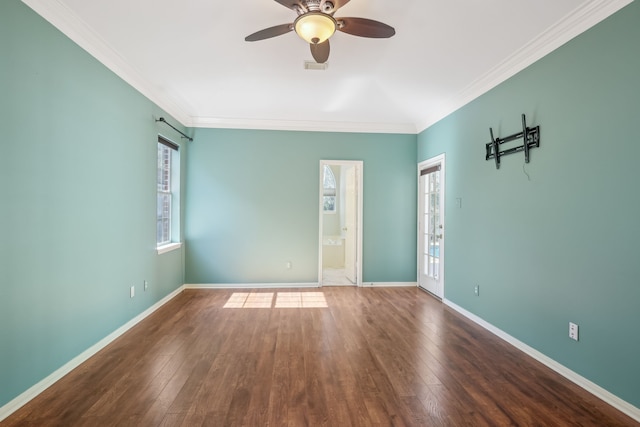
[22,0,631,134]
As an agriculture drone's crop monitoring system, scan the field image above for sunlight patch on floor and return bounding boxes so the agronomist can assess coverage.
[275,292,328,308]
[223,292,328,309]
[223,292,274,308]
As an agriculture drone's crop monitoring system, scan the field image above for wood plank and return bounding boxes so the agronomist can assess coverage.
[2,288,637,426]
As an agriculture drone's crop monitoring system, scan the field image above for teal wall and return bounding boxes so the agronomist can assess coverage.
[185,129,417,284]
[3,0,637,415]
[0,0,187,408]
[418,2,640,408]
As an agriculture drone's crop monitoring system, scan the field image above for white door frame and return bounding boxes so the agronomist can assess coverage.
[318,160,364,287]
[417,154,446,298]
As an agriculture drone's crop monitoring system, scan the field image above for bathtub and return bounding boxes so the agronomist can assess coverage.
[322,236,345,268]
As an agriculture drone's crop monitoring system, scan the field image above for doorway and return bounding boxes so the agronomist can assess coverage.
[318,160,363,287]
[418,154,445,298]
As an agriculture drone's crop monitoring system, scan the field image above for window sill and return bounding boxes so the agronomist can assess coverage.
[157,242,182,255]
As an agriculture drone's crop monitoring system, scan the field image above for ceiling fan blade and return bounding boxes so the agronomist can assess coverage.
[331,0,351,12]
[337,17,395,38]
[245,23,293,42]
[273,0,304,11]
[310,40,330,64]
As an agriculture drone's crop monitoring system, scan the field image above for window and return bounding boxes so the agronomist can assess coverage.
[157,136,179,248]
[323,165,336,213]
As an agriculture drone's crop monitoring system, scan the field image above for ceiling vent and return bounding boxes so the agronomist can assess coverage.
[304,60,329,71]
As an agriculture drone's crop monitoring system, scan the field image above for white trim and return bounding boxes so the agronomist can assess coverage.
[0,285,185,423]
[318,161,364,287]
[415,0,633,132]
[417,154,446,299]
[185,283,320,290]
[362,282,418,288]
[156,242,182,255]
[21,0,630,135]
[188,282,417,289]
[443,299,640,423]
[190,117,417,135]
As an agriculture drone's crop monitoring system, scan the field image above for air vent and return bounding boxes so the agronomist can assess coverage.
[304,61,329,71]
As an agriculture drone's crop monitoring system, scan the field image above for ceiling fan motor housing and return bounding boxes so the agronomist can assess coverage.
[302,0,334,13]
[321,1,335,13]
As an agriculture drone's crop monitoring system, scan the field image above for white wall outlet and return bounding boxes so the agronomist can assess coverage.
[130,286,135,298]
[456,198,463,209]
[144,280,148,291]
[474,285,480,296]
[569,322,579,341]
[286,261,292,270]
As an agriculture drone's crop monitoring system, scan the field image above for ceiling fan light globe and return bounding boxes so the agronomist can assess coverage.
[294,12,336,44]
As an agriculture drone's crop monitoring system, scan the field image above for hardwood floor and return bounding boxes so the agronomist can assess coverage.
[3,287,637,426]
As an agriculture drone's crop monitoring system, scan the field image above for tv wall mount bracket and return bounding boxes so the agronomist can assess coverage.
[486,114,540,169]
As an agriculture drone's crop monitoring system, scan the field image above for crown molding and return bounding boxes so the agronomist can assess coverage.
[415,0,633,133]
[21,0,632,135]
[189,116,418,134]
[20,0,413,135]
[21,0,192,126]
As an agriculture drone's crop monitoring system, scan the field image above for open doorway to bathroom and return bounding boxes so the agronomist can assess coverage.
[318,160,363,286]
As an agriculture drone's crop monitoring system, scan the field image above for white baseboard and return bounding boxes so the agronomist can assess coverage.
[10,286,633,423]
[186,282,418,289]
[0,285,185,423]
[362,282,418,288]
[443,299,640,423]
[185,282,320,289]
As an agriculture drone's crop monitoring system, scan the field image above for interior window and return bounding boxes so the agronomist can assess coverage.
[323,165,336,213]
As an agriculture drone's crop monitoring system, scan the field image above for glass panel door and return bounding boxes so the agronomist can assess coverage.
[419,158,444,298]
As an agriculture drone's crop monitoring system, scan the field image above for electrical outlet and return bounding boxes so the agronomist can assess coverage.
[144,280,148,291]
[474,285,480,296]
[569,322,579,341]
[130,286,135,298]
[286,261,292,270]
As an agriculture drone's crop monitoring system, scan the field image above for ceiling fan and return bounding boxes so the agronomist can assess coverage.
[245,0,395,64]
